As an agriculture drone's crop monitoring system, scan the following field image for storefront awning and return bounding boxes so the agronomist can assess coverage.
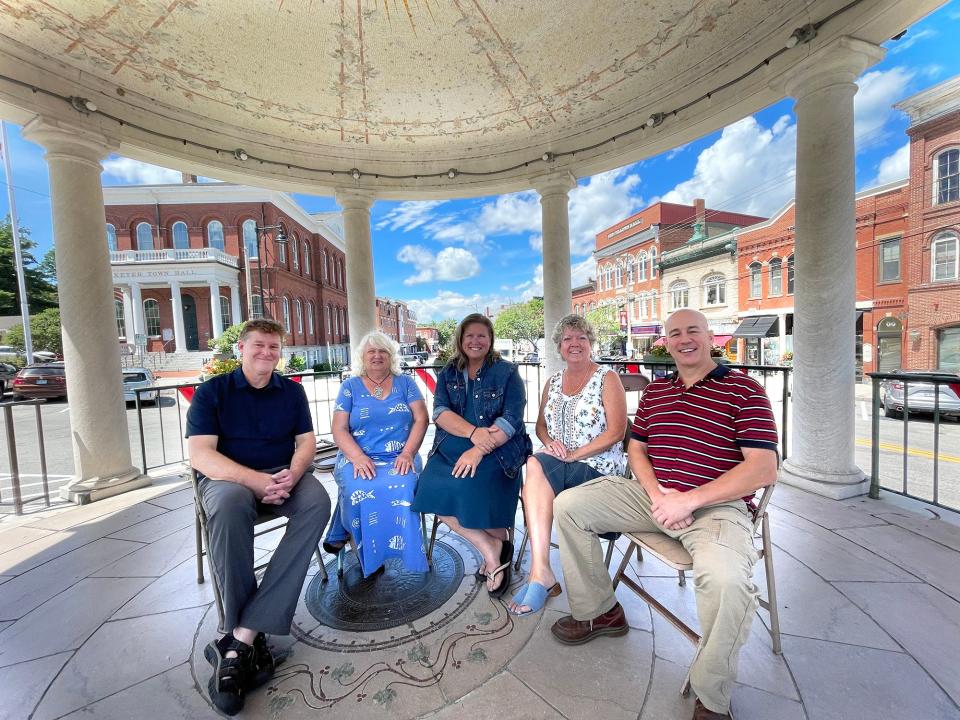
[732,316,779,338]
[652,333,733,347]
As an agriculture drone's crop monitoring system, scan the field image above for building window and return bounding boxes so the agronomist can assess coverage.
[171,221,189,250]
[638,253,647,281]
[340,306,346,337]
[936,148,959,205]
[307,301,315,334]
[242,219,258,259]
[295,299,303,333]
[303,243,311,276]
[749,262,762,298]
[291,234,299,270]
[339,259,344,288]
[143,299,160,336]
[333,305,340,336]
[626,257,634,285]
[769,258,783,296]
[207,220,224,251]
[932,233,959,282]
[670,280,689,310]
[115,298,125,338]
[321,250,328,282]
[282,297,291,332]
[278,232,287,265]
[605,266,613,290]
[651,294,657,318]
[615,264,623,288]
[787,255,795,294]
[879,238,900,282]
[703,274,726,306]
[252,294,263,319]
[106,223,117,251]
[220,295,232,328]
[650,247,657,278]
[325,305,332,337]
[136,222,153,251]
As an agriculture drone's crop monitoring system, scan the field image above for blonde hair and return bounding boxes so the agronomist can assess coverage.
[450,313,500,370]
[352,331,401,376]
[552,314,596,351]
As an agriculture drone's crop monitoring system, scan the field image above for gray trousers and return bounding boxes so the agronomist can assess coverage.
[200,472,331,635]
[554,475,758,713]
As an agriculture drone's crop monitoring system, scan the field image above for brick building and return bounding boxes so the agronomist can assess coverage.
[105,181,349,365]
[897,77,960,372]
[376,297,417,348]
[416,325,439,352]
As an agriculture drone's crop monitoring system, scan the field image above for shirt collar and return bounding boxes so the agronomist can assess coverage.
[232,367,283,390]
[669,362,728,387]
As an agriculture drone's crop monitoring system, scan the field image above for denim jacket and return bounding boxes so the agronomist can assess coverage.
[429,358,532,478]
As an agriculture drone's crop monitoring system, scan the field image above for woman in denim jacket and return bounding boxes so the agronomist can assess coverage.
[412,313,531,597]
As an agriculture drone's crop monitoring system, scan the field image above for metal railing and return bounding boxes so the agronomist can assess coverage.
[867,371,960,511]
[0,398,50,514]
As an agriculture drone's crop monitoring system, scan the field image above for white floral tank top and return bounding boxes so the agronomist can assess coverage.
[543,367,626,476]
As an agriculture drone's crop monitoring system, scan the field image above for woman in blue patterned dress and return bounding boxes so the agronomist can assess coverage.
[324,331,429,576]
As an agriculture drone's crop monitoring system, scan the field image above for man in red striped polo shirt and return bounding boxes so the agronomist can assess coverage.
[551,309,779,720]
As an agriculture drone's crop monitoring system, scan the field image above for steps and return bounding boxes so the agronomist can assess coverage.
[120,351,209,372]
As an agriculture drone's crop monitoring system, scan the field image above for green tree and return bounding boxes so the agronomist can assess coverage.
[5,307,63,354]
[0,219,59,315]
[434,319,458,348]
[494,298,544,347]
[586,305,622,350]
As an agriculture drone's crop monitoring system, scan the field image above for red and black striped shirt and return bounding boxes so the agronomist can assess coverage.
[631,365,779,500]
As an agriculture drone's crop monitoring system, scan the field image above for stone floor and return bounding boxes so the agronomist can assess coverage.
[1,467,959,720]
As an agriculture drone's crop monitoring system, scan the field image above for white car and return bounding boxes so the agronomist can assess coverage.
[400,354,421,368]
[123,368,159,405]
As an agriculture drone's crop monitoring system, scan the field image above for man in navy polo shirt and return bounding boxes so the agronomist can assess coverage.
[187,318,330,716]
[551,309,779,720]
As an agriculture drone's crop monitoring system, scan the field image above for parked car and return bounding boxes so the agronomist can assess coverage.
[880,370,960,419]
[11,362,67,400]
[340,365,353,381]
[123,367,158,405]
[32,350,59,363]
[523,352,540,363]
[400,353,421,368]
[0,362,17,396]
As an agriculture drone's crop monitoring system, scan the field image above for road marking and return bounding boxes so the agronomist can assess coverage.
[856,438,960,464]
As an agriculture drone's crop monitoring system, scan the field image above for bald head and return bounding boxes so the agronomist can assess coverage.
[665,309,710,335]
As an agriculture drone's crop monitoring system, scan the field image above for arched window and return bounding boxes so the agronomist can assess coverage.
[749,262,763,298]
[638,252,647,281]
[242,219,258,259]
[307,301,315,334]
[787,255,795,294]
[325,305,332,338]
[340,307,347,337]
[278,228,287,265]
[219,295,232,328]
[333,305,340,335]
[136,222,153,251]
[615,263,623,288]
[143,298,160,335]
[115,298,125,338]
[605,265,613,290]
[207,220,224,251]
[932,232,959,282]
[252,294,263,319]
[670,280,689,310]
[291,233,300,270]
[321,250,329,282]
[703,274,726,306]
[935,148,959,205]
[590,302,597,312]
[769,258,783,296]
[651,294,657,318]
[172,221,189,250]
[295,298,303,333]
[281,297,291,332]
[650,247,658,277]
[338,259,344,288]
[106,223,118,251]
[626,257,634,285]
[303,243,311,276]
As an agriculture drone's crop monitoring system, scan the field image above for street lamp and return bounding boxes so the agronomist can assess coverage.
[252,224,287,319]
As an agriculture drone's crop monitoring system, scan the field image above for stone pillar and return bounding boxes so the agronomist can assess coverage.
[129,281,145,337]
[22,117,149,503]
[209,281,224,337]
[170,281,187,352]
[774,37,885,498]
[120,286,134,342]
[335,189,376,347]
[230,283,242,327]
[534,172,577,375]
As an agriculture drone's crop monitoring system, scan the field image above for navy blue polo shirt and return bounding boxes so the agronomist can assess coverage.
[185,368,314,472]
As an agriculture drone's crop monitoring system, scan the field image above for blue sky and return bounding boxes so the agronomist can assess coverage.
[1,2,959,322]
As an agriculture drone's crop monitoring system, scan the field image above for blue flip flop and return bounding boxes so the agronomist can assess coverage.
[509,581,561,616]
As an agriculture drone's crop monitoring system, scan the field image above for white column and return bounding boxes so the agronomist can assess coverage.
[335,189,376,347]
[129,281,145,336]
[534,171,577,376]
[120,286,134,342]
[209,280,224,337]
[230,284,242,327]
[22,117,148,503]
[170,281,187,352]
[774,37,884,499]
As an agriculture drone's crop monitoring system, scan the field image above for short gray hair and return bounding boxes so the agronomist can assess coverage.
[352,331,401,376]
[552,314,596,351]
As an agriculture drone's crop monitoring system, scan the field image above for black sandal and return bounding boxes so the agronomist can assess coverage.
[204,635,251,716]
[487,560,513,598]
[476,538,512,582]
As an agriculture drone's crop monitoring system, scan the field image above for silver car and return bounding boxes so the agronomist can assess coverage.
[123,368,158,405]
[880,370,960,419]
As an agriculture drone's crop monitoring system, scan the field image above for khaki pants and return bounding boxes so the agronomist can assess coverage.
[554,474,758,713]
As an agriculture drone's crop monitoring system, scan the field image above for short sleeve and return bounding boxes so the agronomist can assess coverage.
[630,392,649,443]
[185,380,220,438]
[334,377,355,414]
[403,375,424,406]
[733,388,779,453]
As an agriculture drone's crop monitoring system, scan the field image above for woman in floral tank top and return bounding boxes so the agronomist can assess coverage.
[508,315,627,616]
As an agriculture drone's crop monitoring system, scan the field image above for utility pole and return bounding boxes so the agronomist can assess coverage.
[0,122,34,363]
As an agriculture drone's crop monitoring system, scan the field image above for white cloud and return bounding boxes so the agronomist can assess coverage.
[867,142,910,188]
[424,218,486,245]
[477,191,542,235]
[102,157,182,184]
[376,201,445,231]
[661,115,797,217]
[854,67,914,149]
[528,234,543,251]
[888,28,935,54]
[515,264,544,298]
[568,168,643,255]
[397,244,480,285]
[570,256,596,288]
[408,290,508,321]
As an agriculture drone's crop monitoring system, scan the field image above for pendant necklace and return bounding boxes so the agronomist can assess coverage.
[367,373,390,399]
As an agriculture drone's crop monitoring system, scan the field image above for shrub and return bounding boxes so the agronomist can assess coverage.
[207,323,244,355]
[201,357,240,379]
[287,354,306,372]
[645,344,671,358]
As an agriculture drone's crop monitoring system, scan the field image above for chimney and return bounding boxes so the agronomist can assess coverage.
[693,198,705,226]
[181,172,198,184]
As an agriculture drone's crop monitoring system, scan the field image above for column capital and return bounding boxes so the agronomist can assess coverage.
[531,170,577,198]
[335,188,376,212]
[21,116,117,169]
[770,36,885,100]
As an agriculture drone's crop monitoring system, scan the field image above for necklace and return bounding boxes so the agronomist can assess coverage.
[366,373,391,399]
[563,366,594,396]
